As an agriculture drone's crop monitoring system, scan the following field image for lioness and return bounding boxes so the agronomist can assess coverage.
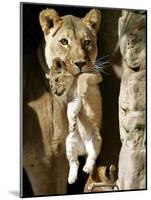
[47,57,103,184]
[23,8,101,196]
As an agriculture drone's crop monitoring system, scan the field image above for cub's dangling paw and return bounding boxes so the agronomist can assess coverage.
[68,170,78,184]
[83,159,95,175]
[68,163,78,184]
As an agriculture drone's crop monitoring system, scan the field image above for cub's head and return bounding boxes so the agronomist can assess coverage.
[39,8,101,74]
[47,57,74,96]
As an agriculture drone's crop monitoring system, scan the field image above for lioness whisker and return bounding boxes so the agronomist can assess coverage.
[95,58,110,62]
[92,59,110,64]
[94,63,110,69]
[94,55,110,62]
[95,60,110,65]
[94,64,111,69]
[94,66,111,70]
[94,66,110,70]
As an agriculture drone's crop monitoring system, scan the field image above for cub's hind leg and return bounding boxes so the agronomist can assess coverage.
[67,98,81,132]
[83,129,102,174]
[66,132,79,184]
[66,99,82,184]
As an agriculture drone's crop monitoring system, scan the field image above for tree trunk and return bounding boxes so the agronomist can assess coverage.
[117,10,146,190]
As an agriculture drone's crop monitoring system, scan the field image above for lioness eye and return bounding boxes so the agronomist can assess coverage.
[84,39,91,46]
[60,38,68,45]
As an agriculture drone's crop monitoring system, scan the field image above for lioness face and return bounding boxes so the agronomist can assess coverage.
[39,9,101,75]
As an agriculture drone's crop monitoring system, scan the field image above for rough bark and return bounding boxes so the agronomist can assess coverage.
[117,11,146,190]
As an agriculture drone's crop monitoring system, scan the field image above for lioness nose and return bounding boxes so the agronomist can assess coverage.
[75,61,86,70]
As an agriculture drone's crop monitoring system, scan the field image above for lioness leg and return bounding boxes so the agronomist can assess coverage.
[24,155,68,196]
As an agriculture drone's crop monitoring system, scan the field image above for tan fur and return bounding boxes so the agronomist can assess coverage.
[39,8,101,72]
[23,9,101,196]
[48,58,103,184]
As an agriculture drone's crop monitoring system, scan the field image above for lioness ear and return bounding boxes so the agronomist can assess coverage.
[39,9,60,35]
[83,9,101,33]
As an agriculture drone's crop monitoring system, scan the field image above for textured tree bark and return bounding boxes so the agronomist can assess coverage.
[117,11,146,190]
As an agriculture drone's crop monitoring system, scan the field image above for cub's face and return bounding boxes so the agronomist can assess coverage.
[39,9,101,75]
[48,58,74,96]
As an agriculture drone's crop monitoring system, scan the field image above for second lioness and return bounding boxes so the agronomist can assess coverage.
[47,57,103,184]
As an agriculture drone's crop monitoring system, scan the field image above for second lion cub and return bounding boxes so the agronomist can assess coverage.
[48,58,103,184]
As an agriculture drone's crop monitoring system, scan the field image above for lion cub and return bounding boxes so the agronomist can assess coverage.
[84,164,117,192]
[47,58,103,184]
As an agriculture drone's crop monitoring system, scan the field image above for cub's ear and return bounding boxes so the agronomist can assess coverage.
[52,57,65,70]
[45,73,50,79]
[39,8,60,35]
[83,9,101,34]
[105,164,116,179]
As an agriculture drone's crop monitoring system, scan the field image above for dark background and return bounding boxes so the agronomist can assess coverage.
[21,2,122,197]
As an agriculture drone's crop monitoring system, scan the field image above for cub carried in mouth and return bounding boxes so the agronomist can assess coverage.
[47,57,103,184]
